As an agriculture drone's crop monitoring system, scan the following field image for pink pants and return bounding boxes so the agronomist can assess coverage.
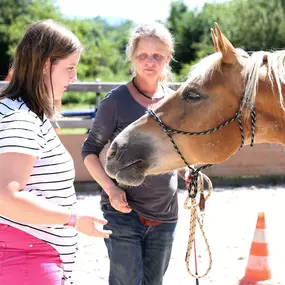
[0,223,63,285]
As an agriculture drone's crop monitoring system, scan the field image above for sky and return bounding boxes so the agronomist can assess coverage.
[57,0,227,23]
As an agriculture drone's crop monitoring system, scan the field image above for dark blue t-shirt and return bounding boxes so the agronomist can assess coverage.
[82,84,178,223]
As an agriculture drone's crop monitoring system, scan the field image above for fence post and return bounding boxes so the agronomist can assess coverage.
[95,78,102,109]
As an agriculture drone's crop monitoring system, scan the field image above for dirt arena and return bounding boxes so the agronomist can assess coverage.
[73,184,285,284]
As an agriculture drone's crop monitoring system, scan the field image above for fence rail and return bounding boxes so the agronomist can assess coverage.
[61,134,285,181]
[0,81,181,129]
[0,81,181,92]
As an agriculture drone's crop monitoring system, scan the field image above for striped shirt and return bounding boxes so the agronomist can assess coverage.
[0,98,77,284]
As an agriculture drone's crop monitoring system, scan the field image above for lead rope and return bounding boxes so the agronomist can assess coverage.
[184,172,213,278]
[146,97,256,279]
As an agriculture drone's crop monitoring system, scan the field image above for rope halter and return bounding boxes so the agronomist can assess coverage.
[147,95,256,198]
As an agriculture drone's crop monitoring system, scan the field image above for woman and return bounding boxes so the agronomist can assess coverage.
[0,19,111,285]
[82,22,178,285]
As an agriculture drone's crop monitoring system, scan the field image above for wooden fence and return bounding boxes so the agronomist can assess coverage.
[60,134,285,182]
[0,81,181,129]
[1,81,285,181]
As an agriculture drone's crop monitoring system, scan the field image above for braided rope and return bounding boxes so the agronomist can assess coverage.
[250,106,256,146]
[184,173,213,278]
[236,112,244,150]
[152,110,241,137]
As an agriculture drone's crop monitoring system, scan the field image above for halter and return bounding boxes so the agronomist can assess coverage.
[147,95,256,198]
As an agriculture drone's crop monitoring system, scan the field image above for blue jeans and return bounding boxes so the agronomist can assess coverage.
[102,204,177,285]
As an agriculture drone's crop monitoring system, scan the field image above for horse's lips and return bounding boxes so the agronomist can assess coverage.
[116,159,143,175]
[114,159,146,185]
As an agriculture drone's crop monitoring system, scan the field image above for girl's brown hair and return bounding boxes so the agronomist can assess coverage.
[1,19,82,120]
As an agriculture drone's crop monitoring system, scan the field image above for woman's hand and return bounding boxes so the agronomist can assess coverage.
[106,185,132,213]
[83,154,131,213]
[76,215,112,238]
[184,168,203,189]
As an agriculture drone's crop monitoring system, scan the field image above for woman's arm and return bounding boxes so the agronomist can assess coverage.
[0,153,71,224]
[82,92,131,213]
[0,110,111,237]
[84,153,116,194]
[84,154,131,213]
[0,152,111,237]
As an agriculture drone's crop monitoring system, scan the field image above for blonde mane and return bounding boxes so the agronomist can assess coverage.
[185,48,285,113]
[244,50,285,112]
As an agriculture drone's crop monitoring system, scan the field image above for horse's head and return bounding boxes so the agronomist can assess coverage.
[106,23,285,186]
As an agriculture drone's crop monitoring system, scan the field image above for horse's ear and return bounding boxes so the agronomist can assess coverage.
[212,22,237,64]
[211,29,219,52]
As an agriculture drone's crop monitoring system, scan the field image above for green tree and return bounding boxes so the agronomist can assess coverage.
[66,17,132,82]
[228,0,285,51]
[168,0,285,79]
[167,1,230,75]
[0,0,61,77]
[167,1,202,73]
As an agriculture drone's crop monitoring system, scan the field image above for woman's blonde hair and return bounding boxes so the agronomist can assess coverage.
[1,19,82,120]
[125,22,175,83]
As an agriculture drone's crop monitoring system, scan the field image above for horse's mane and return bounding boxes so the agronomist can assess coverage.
[186,48,285,112]
[244,50,285,112]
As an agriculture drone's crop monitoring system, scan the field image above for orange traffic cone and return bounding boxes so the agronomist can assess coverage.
[239,212,276,285]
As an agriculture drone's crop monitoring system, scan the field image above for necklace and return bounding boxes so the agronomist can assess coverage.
[132,77,164,100]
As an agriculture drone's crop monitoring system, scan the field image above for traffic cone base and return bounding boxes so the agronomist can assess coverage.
[239,276,277,285]
[239,213,277,285]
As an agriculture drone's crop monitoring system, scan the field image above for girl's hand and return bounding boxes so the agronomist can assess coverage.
[76,215,112,238]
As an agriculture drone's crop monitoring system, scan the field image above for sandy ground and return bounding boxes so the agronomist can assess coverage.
[73,184,285,285]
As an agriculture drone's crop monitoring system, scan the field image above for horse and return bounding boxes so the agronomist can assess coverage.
[105,23,285,187]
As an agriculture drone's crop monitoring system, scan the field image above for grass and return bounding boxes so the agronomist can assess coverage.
[58,128,88,135]
[61,103,93,110]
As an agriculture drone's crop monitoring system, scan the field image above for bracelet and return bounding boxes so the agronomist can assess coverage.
[65,213,77,227]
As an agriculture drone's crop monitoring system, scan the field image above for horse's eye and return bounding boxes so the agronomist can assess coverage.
[183,92,201,101]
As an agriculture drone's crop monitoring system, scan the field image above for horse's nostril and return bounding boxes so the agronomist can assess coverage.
[107,148,116,159]
[107,142,117,160]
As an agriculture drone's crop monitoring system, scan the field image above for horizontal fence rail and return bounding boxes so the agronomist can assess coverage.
[0,81,182,92]
[0,81,182,129]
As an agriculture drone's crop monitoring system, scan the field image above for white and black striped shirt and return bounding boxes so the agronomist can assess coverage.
[0,98,77,284]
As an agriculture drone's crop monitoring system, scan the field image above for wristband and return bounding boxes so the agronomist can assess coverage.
[65,213,77,227]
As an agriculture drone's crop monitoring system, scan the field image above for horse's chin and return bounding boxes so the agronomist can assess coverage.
[116,170,146,186]
[106,159,147,186]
